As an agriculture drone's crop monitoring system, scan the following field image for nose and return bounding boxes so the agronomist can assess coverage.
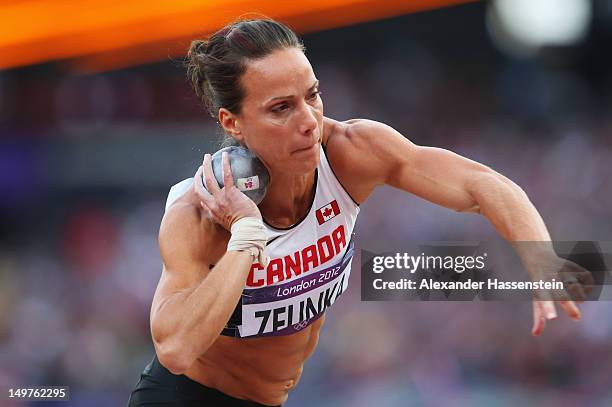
[297,102,318,136]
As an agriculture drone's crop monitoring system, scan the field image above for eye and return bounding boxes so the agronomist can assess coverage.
[271,103,290,113]
[308,90,321,101]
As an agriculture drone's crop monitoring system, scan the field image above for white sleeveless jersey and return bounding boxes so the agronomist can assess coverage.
[165,146,359,338]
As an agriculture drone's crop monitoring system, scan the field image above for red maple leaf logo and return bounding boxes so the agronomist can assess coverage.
[316,200,340,225]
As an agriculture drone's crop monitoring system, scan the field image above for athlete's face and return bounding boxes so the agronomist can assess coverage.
[219,47,323,175]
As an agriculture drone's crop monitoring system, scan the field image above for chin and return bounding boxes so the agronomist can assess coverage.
[290,152,319,174]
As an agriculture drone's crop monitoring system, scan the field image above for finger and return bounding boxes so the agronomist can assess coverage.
[532,301,546,336]
[193,166,214,205]
[222,152,234,188]
[202,154,221,194]
[563,268,588,303]
[567,282,586,303]
[575,268,595,297]
[198,191,213,208]
[541,300,557,320]
[569,262,594,295]
[193,165,204,192]
[193,165,204,190]
[200,201,214,219]
[534,287,554,303]
[554,286,573,303]
[558,300,581,320]
[578,269,595,287]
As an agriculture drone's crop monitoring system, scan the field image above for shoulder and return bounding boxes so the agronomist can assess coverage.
[323,117,412,155]
[323,117,380,144]
[321,118,413,203]
[341,118,396,135]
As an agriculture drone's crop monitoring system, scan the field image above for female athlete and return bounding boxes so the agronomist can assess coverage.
[128,18,588,407]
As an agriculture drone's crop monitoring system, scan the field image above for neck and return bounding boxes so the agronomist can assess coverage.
[258,167,317,228]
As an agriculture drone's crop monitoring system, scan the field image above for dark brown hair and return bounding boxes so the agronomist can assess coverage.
[186,19,304,120]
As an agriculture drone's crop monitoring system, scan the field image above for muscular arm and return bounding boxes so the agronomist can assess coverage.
[150,202,252,374]
[339,119,551,243]
[330,119,582,332]
[330,119,567,293]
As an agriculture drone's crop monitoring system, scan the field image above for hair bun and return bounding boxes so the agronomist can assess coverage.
[188,40,209,58]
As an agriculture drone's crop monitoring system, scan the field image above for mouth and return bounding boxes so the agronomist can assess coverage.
[292,143,318,154]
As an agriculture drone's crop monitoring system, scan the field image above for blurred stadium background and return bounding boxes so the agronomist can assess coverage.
[1,0,611,405]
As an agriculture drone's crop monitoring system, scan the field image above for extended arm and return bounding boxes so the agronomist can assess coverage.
[340,119,582,334]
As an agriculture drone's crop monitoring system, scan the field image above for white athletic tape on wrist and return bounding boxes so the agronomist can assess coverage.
[227,217,268,266]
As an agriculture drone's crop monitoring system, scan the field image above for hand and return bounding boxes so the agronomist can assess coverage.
[529,255,594,336]
[193,152,262,230]
[531,299,579,336]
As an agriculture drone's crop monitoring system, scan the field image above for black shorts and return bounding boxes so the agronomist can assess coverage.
[128,355,280,407]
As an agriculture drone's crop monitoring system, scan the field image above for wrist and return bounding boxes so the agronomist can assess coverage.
[227,217,268,266]
[229,213,262,230]
[230,248,258,262]
[512,242,557,267]
[230,216,264,233]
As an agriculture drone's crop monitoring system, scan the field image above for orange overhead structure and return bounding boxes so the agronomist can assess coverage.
[0,0,476,72]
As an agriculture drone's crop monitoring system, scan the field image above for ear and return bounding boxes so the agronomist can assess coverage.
[218,108,244,144]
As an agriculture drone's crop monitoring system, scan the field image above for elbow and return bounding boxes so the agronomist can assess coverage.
[155,340,195,375]
[158,354,190,376]
[496,172,530,201]
[149,307,223,375]
[152,324,218,375]
[151,323,196,375]
[467,170,529,212]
